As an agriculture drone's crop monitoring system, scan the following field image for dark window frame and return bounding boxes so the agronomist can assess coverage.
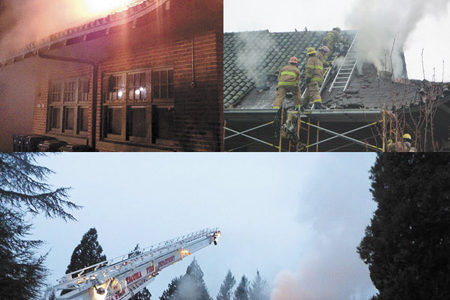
[101,67,175,145]
[47,76,90,136]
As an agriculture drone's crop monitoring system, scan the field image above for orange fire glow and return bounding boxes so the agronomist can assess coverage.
[82,0,139,16]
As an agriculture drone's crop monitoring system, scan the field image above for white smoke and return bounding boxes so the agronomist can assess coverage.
[347,0,450,78]
[271,157,377,300]
[236,32,276,87]
[175,276,201,299]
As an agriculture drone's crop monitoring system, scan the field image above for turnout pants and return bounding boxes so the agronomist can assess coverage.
[303,82,322,106]
[273,85,301,108]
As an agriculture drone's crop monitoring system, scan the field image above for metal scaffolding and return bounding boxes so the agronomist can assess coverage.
[224,108,390,152]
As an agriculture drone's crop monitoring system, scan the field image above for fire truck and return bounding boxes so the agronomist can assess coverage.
[45,228,221,300]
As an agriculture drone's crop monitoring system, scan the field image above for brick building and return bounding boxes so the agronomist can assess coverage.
[0,0,223,152]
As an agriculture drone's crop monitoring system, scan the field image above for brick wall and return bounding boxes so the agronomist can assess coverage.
[30,0,223,152]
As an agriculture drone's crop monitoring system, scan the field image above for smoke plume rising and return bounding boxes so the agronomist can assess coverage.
[347,0,450,78]
[271,157,376,300]
[0,0,134,60]
[236,32,275,87]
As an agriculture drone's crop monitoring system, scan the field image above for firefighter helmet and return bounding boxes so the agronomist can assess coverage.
[306,47,316,55]
[319,45,330,53]
[289,56,299,64]
[403,133,412,140]
[333,27,342,32]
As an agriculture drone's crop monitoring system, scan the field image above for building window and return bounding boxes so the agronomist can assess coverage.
[78,78,90,102]
[49,81,62,103]
[49,107,61,129]
[64,81,76,102]
[47,76,90,136]
[128,73,147,101]
[152,70,174,99]
[102,68,174,144]
[78,107,89,132]
[127,107,147,138]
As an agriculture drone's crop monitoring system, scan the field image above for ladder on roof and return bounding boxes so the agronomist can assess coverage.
[328,33,359,92]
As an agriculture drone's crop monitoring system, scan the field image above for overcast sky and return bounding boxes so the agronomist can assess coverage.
[224,0,450,82]
[30,154,377,300]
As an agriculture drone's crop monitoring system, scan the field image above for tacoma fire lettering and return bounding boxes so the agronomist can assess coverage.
[158,256,175,269]
[125,272,142,284]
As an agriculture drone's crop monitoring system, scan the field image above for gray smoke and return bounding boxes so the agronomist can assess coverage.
[236,32,276,87]
[347,0,450,78]
[271,157,376,300]
[174,276,201,299]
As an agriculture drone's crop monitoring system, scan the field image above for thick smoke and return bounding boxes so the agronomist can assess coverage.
[347,0,450,78]
[271,158,376,300]
[236,32,275,87]
[0,0,133,60]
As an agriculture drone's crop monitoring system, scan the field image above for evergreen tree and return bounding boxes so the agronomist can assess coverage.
[249,271,269,300]
[0,153,79,299]
[160,277,181,300]
[66,228,107,274]
[160,259,211,300]
[217,270,236,300]
[358,153,450,300]
[233,276,249,300]
[131,287,152,300]
[48,290,56,300]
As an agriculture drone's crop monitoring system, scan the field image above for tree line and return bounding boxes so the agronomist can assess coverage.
[1,153,449,300]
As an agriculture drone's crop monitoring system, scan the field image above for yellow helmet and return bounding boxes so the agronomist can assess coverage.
[306,47,316,55]
[403,133,412,140]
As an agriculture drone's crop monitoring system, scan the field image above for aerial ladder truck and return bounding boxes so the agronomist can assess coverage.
[45,228,221,300]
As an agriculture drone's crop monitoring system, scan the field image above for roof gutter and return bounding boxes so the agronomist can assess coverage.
[38,51,99,151]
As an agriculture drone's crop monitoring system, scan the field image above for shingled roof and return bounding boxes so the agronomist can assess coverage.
[223,30,450,111]
[224,30,356,109]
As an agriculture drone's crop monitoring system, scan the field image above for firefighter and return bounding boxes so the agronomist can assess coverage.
[387,133,416,152]
[322,27,343,53]
[402,133,417,152]
[303,47,325,109]
[317,45,330,68]
[273,56,301,109]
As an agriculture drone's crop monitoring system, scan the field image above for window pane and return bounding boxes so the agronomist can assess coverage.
[168,70,174,98]
[64,81,76,102]
[128,73,147,101]
[79,107,89,132]
[106,107,122,135]
[152,72,160,98]
[168,70,174,84]
[152,107,174,140]
[49,82,61,103]
[128,74,134,100]
[152,70,173,99]
[128,108,147,138]
[107,75,124,101]
[78,79,89,102]
[161,84,168,98]
[50,108,61,129]
[161,72,168,98]
[63,107,75,130]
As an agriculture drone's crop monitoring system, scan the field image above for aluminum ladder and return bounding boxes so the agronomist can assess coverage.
[328,33,359,92]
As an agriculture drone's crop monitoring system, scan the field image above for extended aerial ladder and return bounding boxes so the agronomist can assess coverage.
[45,228,221,300]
